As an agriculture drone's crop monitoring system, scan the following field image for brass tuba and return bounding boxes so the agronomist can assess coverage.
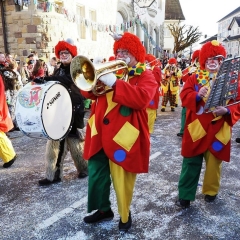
[70,55,128,96]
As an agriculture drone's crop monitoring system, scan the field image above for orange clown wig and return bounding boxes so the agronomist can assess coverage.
[199,40,226,69]
[113,32,146,63]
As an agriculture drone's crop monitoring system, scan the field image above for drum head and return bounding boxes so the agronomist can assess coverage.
[42,83,72,140]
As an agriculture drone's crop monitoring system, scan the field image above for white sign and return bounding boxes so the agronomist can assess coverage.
[134,0,156,8]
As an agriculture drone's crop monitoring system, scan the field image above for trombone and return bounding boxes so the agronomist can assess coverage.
[70,55,128,96]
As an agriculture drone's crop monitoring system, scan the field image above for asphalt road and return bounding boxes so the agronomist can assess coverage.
[1,104,240,240]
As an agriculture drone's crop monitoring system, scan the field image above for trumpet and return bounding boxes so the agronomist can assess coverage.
[146,58,161,68]
[70,55,128,96]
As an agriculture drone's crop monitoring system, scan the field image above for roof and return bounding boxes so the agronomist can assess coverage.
[165,0,185,20]
[228,17,240,30]
[222,34,240,42]
[199,34,218,45]
[217,6,240,22]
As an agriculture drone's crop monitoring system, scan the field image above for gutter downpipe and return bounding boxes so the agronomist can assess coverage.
[0,0,8,53]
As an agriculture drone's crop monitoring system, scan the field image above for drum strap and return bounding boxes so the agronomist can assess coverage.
[56,139,66,168]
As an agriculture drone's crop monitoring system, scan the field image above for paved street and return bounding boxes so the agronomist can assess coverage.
[1,103,240,240]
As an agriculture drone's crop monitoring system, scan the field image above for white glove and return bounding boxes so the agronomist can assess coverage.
[99,72,116,87]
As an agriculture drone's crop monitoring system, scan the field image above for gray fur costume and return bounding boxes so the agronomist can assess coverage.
[45,133,87,181]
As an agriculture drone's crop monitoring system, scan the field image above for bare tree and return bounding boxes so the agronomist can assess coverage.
[167,21,202,54]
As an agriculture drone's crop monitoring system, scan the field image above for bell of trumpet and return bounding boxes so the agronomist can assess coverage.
[70,55,128,96]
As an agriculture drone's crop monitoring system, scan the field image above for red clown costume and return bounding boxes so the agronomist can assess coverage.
[161,57,182,112]
[81,32,157,231]
[176,40,240,209]
[0,75,17,168]
[145,54,162,133]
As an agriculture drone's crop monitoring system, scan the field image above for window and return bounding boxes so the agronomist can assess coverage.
[77,5,86,39]
[89,10,97,41]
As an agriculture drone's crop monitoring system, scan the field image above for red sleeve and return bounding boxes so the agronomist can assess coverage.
[180,74,200,112]
[152,67,162,84]
[113,70,158,109]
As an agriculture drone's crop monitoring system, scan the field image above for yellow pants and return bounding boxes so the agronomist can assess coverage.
[0,131,16,163]
[202,151,222,196]
[147,108,157,133]
[109,160,136,223]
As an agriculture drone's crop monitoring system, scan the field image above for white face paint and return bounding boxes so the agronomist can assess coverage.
[59,51,72,65]
[116,49,137,67]
[205,59,220,73]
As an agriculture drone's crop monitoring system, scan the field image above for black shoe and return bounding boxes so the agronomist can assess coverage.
[119,212,132,232]
[38,178,61,186]
[84,209,114,223]
[3,155,17,168]
[175,199,190,209]
[236,138,240,143]
[204,194,217,202]
[78,171,88,178]
[161,108,165,112]
[171,108,175,112]
[177,133,183,137]
[175,104,178,107]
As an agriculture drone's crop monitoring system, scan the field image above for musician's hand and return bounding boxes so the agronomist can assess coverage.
[99,73,116,87]
[189,67,197,74]
[32,77,45,84]
[198,86,208,98]
[213,106,228,116]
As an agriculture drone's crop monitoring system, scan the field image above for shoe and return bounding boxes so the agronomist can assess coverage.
[83,209,114,223]
[171,108,175,112]
[78,171,88,178]
[3,155,17,168]
[175,199,190,209]
[161,108,165,112]
[38,178,61,186]
[204,194,217,202]
[175,104,178,107]
[177,133,183,137]
[236,138,240,143]
[119,212,132,232]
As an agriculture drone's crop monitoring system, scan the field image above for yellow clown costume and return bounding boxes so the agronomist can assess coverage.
[161,58,182,112]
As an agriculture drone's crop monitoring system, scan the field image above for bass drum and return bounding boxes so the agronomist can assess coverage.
[16,81,73,141]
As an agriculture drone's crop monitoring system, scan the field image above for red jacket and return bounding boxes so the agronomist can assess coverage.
[0,76,13,132]
[180,74,240,162]
[81,69,157,173]
[147,66,162,109]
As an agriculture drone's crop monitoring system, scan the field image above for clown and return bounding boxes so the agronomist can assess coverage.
[175,40,240,209]
[81,32,157,231]
[177,49,201,137]
[145,54,162,133]
[0,74,17,168]
[161,57,182,112]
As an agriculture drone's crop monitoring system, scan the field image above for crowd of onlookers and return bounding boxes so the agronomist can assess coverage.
[0,51,61,131]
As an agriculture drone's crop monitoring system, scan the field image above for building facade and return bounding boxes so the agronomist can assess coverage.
[0,0,165,64]
[217,6,240,58]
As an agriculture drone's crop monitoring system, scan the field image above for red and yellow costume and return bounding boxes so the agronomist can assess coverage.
[177,40,240,203]
[82,32,157,225]
[145,54,162,133]
[161,58,182,111]
[0,75,16,165]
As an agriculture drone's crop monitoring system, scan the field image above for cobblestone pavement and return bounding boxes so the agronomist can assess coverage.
[1,104,240,240]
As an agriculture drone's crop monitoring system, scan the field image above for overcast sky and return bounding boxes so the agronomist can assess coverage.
[179,0,240,48]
